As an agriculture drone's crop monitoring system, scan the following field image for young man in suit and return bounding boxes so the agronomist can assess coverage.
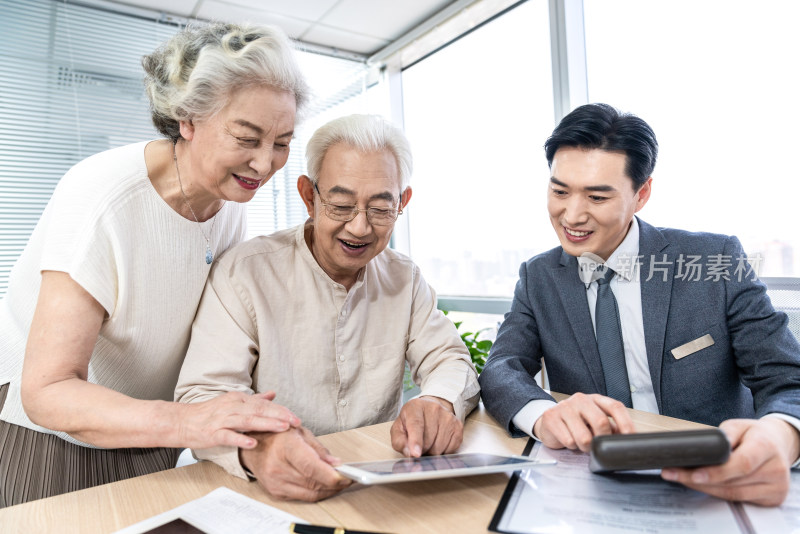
[479,103,800,506]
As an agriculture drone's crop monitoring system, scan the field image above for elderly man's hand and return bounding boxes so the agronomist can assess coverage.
[661,418,799,506]
[390,395,463,457]
[239,426,352,502]
[533,392,636,452]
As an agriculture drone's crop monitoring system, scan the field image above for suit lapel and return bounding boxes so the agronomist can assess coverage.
[553,250,606,394]
[638,218,673,412]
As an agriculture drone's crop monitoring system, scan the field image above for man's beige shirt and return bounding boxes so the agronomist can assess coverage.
[175,222,480,479]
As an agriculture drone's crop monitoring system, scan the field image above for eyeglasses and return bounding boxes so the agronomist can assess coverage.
[313,183,402,226]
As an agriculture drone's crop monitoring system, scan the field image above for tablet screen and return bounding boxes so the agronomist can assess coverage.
[335,453,554,484]
[354,453,529,473]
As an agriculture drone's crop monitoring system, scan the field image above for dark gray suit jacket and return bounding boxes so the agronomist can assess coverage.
[479,218,800,436]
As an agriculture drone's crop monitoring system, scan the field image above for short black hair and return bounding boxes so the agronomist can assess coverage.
[544,103,658,189]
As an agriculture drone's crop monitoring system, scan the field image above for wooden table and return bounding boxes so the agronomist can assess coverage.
[0,399,708,534]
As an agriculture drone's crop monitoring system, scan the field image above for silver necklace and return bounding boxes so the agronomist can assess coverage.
[173,142,224,264]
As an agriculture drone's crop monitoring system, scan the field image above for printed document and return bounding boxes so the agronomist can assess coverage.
[495,443,751,533]
[113,487,307,534]
[743,470,800,534]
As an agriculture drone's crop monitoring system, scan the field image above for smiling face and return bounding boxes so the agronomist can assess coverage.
[179,84,297,209]
[547,147,652,261]
[298,143,412,289]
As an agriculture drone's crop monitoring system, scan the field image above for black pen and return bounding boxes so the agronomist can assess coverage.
[289,522,394,534]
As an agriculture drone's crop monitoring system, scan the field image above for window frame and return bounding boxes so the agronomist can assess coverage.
[385,0,800,316]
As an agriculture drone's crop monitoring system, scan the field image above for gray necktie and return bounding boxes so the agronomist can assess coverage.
[595,266,633,407]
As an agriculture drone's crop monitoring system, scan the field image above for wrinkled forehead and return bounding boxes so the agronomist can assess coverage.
[318,144,402,200]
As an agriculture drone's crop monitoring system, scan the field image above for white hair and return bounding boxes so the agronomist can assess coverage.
[306,114,412,190]
[142,22,309,140]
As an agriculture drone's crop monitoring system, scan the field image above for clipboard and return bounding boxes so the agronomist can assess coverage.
[487,438,537,534]
[486,439,771,534]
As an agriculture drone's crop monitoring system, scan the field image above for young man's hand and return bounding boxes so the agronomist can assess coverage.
[661,417,799,506]
[532,392,635,452]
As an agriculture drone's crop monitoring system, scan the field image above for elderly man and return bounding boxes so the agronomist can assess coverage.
[175,114,480,502]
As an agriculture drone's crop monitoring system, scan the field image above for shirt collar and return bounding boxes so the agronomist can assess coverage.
[577,218,641,287]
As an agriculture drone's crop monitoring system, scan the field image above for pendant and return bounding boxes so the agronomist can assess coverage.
[205,245,213,264]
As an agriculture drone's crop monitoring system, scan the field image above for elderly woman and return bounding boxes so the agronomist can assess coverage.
[0,23,308,507]
[176,114,480,502]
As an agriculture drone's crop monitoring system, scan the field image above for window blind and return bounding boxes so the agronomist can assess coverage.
[0,0,369,296]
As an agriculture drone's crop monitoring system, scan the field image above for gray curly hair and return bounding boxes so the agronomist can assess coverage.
[142,22,309,141]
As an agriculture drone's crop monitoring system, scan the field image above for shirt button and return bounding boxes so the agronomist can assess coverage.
[339,399,347,407]
[339,354,345,362]
[630,385,637,393]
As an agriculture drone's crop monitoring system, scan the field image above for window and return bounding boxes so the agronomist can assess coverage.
[0,0,369,296]
[402,0,557,298]
[0,0,178,296]
[583,0,800,277]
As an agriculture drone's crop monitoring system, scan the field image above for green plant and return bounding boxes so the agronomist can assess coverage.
[403,363,416,391]
[444,311,494,373]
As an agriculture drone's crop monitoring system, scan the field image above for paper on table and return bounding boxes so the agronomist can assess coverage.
[743,469,800,534]
[495,442,744,534]
[113,487,307,534]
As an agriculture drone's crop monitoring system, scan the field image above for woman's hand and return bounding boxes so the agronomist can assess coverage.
[175,391,301,450]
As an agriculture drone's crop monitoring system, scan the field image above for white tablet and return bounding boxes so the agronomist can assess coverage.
[334,452,556,485]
